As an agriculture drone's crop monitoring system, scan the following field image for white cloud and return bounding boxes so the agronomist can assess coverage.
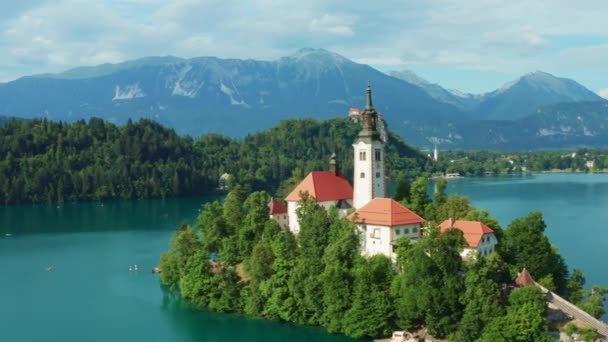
[309,14,355,37]
[599,89,608,99]
[0,0,607,92]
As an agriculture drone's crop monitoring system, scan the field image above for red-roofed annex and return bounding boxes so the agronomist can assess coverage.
[285,171,353,202]
[439,219,498,257]
[348,198,424,226]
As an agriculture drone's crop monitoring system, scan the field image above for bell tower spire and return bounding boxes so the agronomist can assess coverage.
[365,81,373,110]
[353,82,386,209]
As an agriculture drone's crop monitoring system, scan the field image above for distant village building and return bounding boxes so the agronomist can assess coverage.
[268,198,289,229]
[348,198,424,260]
[433,145,438,161]
[586,160,595,168]
[439,219,498,258]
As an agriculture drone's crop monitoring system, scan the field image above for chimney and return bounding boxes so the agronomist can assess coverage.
[448,217,455,228]
[329,153,337,175]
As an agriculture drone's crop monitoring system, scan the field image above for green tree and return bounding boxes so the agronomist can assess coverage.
[393,179,411,202]
[196,201,228,253]
[479,286,553,342]
[392,226,465,337]
[320,216,359,333]
[406,177,430,216]
[449,255,507,342]
[343,256,394,339]
[503,212,568,294]
[262,231,298,321]
[223,184,246,233]
[246,240,275,282]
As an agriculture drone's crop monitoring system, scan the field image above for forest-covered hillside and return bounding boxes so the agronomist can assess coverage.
[0,117,428,204]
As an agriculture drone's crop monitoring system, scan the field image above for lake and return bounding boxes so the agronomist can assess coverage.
[1,173,607,341]
[0,197,355,342]
[442,173,608,292]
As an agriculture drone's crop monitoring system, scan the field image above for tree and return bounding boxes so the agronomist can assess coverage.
[196,201,228,253]
[436,195,472,222]
[503,212,568,294]
[343,257,394,339]
[479,286,552,342]
[246,240,275,282]
[393,179,411,202]
[392,227,465,337]
[320,216,359,333]
[261,231,298,321]
[223,184,246,233]
[406,177,430,216]
[578,286,608,318]
[449,255,507,342]
[238,191,271,256]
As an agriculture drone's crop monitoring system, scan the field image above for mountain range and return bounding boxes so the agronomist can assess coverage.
[0,48,606,150]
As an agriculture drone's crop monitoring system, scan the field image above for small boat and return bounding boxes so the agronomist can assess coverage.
[46,266,55,272]
[151,267,161,274]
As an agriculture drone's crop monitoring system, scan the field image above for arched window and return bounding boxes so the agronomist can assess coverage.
[360,172,365,178]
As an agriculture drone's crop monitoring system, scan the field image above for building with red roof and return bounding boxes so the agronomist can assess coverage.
[348,198,425,260]
[285,171,353,202]
[439,218,498,258]
[268,198,289,229]
[285,154,354,234]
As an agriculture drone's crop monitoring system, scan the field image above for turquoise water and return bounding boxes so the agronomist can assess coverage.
[443,173,608,291]
[2,173,607,341]
[0,197,355,342]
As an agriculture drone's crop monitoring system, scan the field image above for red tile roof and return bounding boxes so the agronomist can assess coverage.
[285,171,353,202]
[515,268,536,287]
[268,198,287,214]
[439,219,494,248]
[347,198,425,226]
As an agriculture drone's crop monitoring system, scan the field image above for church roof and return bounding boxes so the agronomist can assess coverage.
[268,198,287,214]
[285,171,353,202]
[438,219,494,248]
[348,198,425,226]
[515,268,536,287]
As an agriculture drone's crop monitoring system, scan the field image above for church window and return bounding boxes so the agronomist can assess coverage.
[375,149,381,161]
[359,151,366,161]
[376,172,380,178]
[360,172,365,178]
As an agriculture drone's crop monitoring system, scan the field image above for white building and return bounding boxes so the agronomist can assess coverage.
[352,83,386,209]
[438,219,498,258]
[348,198,424,260]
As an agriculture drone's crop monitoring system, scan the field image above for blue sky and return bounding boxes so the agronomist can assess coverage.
[0,0,607,97]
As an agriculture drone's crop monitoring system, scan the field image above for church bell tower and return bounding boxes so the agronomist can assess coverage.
[353,82,386,209]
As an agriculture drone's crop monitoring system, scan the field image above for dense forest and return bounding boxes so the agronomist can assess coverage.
[159,179,606,341]
[435,149,608,176]
[0,117,428,204]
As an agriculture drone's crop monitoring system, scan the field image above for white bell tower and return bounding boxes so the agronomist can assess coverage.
[353,82,386,209]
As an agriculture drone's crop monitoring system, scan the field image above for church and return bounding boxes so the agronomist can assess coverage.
[272,83,496,261]
[272,83,424,260]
